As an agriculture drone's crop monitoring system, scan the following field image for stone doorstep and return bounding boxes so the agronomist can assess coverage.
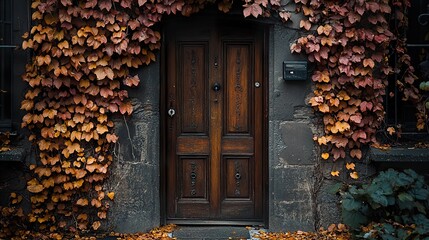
[171,226,267,240]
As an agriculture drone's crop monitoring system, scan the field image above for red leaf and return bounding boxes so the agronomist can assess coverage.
[350,114,362,124]
[124,75,140,87]
[366,2,380,13]
[347,12,361,24]
[360,101,373,112]
[332,148,346,160]
[119,102,133,115]
[120,0,132,8]
[138,0,147,6]
[100,88,114,98]
[99,0,112,11]
[128,19,141,31]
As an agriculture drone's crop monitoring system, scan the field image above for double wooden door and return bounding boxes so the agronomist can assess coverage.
[164,16,266,224]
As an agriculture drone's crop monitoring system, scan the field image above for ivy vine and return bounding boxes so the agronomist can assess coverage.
[292,0,422,178]
[1,0,422,236]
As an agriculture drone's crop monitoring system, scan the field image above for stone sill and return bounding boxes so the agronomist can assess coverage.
[370,146,429,163]
[0,147,26,162]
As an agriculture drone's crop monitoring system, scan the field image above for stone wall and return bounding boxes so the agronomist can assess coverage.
[105,60,161,232]
[268,24,318,231]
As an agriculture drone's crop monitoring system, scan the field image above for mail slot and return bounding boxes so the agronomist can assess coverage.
[283,61,307,81]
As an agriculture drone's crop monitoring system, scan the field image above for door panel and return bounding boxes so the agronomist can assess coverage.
[165,17,265,223]
[224,43,252,135]
[179,43,209,134]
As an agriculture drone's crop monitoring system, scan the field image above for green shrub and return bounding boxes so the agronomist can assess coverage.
[341,169,429,239]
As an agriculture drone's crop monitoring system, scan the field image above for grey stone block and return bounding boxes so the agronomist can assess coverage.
[270,200,315,232]
[106,163,160,233]
[278,122,315,165]
[316,180,342,229]
[272,166,314,202]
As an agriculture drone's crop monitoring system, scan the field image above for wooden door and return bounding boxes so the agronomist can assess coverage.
[164,16,266,224]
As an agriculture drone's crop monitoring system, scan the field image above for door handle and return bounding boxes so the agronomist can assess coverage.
[168,108,175,117]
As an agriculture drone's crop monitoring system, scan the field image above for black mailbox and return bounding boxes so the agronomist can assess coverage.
[283,61,307,81]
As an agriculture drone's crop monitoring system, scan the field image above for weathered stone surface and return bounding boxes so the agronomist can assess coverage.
[272,166,314,202]
[316,180,342,229]
[106,128,160,232]
[270,25,311,121]
[278,122,315,165]
[269,166,316,231]
[105,60,161,233]
[270,200,315,232]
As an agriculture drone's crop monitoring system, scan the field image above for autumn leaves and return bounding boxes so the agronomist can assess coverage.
[291,0,406,178]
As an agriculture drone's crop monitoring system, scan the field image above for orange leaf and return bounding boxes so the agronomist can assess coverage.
[76,198,88,206]
[300,20,311,30]
[42,178,55,188]
[363,58,375,68]
[331,171,340,177]
[98,211,107,219]
[350,171,359,179]
[77,213,87,221]
[34,167,52,178]
[317,103,329,113]
[92,221,101,230]
[346,162,355,170]
[107,192,115,200]
[317,24,332,36]
[27,179,45,193]
[21,100,34,111]
[106,133,118,143]
[321,153,330,160]
[96,124,109,134]
[91,198,102,208]
[387,127,395,135]
[43,109,58,119]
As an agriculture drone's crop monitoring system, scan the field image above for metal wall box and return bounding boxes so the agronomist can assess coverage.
[283,61,307,81]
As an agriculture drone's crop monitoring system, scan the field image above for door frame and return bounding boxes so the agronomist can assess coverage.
[160,13,270,227]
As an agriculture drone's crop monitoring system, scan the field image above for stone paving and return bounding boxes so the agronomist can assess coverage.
[171,226,266,240]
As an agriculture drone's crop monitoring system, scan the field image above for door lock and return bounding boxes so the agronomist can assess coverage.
[168,108,175,117]
[213,82,221,92]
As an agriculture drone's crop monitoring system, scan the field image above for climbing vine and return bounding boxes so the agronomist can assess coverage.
[16,0,292,234]
[20,0,191,232]
[291,0,422,178]
[2,0,422,236]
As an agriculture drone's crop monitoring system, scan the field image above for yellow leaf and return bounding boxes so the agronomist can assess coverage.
[331,171,340,177]
[107,192,115,200]
[321,153,330,160]
[346,162,355,170]
[350,171,359,179]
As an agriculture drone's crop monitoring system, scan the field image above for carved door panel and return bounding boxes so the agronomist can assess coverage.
[165,17,265,223]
